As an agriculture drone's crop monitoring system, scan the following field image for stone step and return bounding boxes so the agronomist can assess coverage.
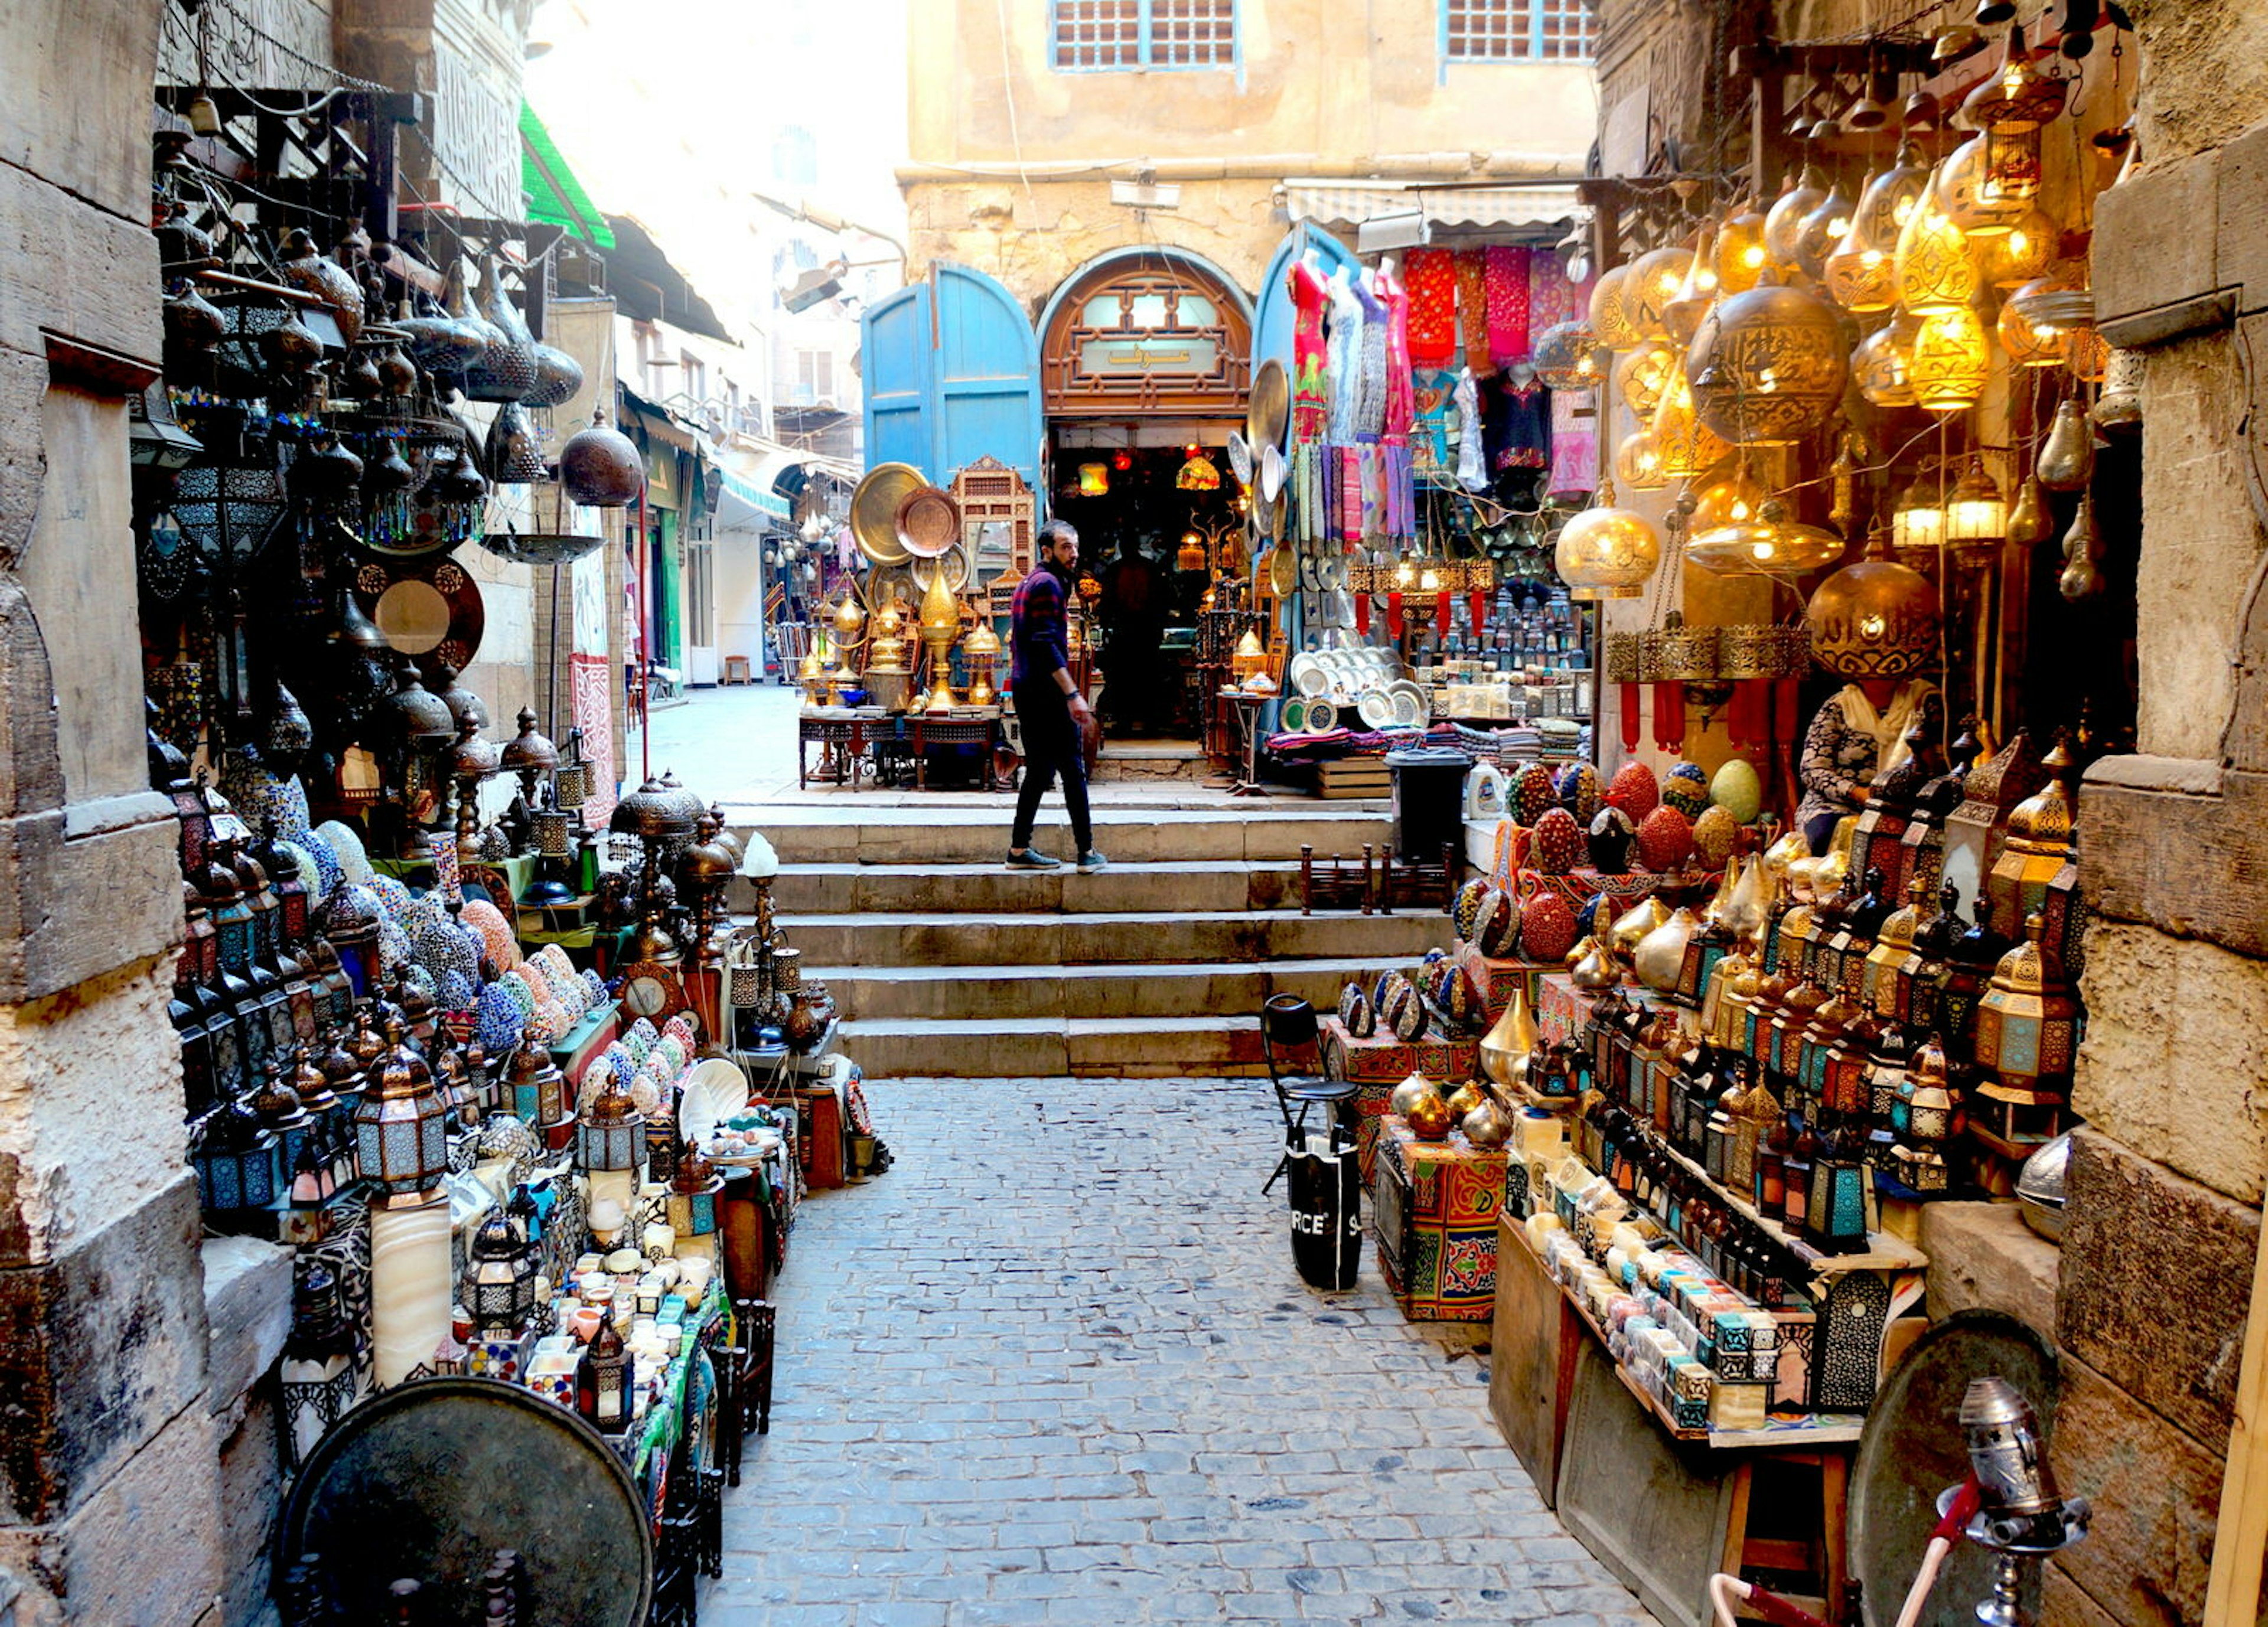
[812,956,1386,1022]
[775,907,1449,969]
[726,806,1395,867]
[838,1015,1268,1078]
[765,858,1302,916]
[1090,741,1210,783]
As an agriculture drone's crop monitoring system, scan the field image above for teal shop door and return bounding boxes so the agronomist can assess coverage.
[862,262,1042,491]
[1250,224,1360,376]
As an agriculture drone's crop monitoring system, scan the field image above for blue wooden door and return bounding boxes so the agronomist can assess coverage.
[1250,224,1361,374]
[862,262,1042,490]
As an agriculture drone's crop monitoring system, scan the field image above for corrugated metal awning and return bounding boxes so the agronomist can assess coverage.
[1282,182,1585,233]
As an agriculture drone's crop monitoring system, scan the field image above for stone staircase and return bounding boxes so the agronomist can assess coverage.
[725,803,1451,1078]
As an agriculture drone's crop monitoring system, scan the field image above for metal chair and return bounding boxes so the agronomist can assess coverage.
[1260,994,1360,1195]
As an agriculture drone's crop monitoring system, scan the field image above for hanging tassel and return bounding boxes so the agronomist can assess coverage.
[1469,591,1487,632]
[1354,592,1370,635]
[1434,592,1453,637]
[1653,681,1685,753]
[1387,592,1404,638]
[1620,682,1643,754]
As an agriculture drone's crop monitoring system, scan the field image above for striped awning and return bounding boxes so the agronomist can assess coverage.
[1282,182,1585,233]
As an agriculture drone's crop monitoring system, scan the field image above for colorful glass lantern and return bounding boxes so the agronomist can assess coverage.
[578,1074,645,1172]
[193,1097,282,1213]
[352,1021,448,1206]
[1804,1123,1876,1253]
[575,1316,633,1433]
[1895,180,1978,314]
[1685,274,1850,446]
[667,1144,725,1237]
[1986,741,2077,947]
[464,1208,538,1335]
[1909,307,1993,414]
[1077,462,1109,497]
[1553,478,1663,600]
[1976,911,2081,1088]
[504,1023,571,1132]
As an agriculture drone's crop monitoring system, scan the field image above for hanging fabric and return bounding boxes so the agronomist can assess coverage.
[1404,248,1456,368]
[1455,250,1491,376]
[1484,246,1533,366]
[1527,252,1594,334]
[1547,388,1596,501]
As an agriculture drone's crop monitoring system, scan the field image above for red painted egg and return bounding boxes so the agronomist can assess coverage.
[1607,761,1660,820]
[1518,892,1580,963]
[1530,807,1585,875]
[1636,804,1694,872]
[1514,763,1559,827]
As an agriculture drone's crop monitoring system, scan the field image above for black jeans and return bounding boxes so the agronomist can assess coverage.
[1011,683,1093,854]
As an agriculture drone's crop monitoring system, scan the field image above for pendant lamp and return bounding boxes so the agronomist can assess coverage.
[1554,475,1664,601]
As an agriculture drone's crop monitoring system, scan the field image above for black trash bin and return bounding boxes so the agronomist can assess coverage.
[1384,746,1471,863]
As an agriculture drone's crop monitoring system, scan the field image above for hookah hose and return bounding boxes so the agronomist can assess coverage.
[1893,1477,1985,1627]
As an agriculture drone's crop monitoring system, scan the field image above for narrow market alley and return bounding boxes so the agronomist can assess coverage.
[709,1077,1655,1627]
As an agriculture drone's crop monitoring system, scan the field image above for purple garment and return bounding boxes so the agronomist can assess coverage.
[1009,566,1070,689]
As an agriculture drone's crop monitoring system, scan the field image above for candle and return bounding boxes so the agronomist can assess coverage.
[370,1193,452,1389]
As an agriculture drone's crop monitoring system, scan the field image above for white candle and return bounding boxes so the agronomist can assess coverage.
[370,1194,453,1389]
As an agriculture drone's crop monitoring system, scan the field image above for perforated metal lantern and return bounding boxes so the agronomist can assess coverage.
[193,1098,282,1213]
[1686,276,1850,446]
[1975,912,2081,1089]
[578,1075,645,1172]
[504,1023,571,1131]
[352,1032,448,1206]
[667,1145,725,1237]
[464,1208,538,1335]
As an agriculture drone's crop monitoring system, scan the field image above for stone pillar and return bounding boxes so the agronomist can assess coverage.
[0,0,230,1620]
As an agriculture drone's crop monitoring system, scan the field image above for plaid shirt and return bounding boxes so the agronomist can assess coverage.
[1009,565,1071,689]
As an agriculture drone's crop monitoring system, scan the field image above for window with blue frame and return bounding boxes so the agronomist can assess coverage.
[1444,0,1592,61]
[1051,0,1236,70]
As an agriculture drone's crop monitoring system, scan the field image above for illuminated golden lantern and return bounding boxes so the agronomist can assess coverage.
[1938,135,2029,238]
[1615,340,1681,418]
[1231,628,1267,683]
[1794,181,1856,282]
[1909,305,1993,415]
[1804,530,1941,677]
[1626,246,1695,344]
[1686,273,1850,445]
[1664,226,1720,345]
[2066,324,2109,383]
[1590,265,1642,352]
[1944,458,2008,547]
[1649,366,1728,479]
[1687,495,1847,575]
[1976,207,2055,289]
[1895,178,1979,314]
[1690,463,1769,533]
[963,618,1002,707]
[1765,165,1829,275]
[1827,145,1934,313]
[1614,429,1669,491]
[1891,474,1947,555]
[1715,206,1771,296]
[1854,315,1920,408]
[1961,24,2068,212]
[1997,277,2073,367]
[1533,321,1605,391]
[917,566,963,712]
[1553,476,1664,600]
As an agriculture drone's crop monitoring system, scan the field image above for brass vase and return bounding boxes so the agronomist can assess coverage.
[1478,984,1540,1091]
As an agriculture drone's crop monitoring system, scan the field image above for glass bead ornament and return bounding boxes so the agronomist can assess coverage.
[1554,477,1664,601]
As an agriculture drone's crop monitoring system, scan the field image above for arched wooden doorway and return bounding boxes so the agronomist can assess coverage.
[1037,248,1253,419]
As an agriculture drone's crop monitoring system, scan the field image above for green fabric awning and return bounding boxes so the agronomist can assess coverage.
[520,103,615,250]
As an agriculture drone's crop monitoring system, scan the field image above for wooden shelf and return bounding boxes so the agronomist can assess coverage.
[1644,1128,1928,1280]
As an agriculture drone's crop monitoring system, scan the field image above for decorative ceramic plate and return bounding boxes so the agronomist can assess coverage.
[1357,690,1395,729]
[1305,699,1338,733]
[677,1057,750,1149]
[1289,653,1325,697]
[353,555,486,678]
[1259,441,1285,502]
[1279,696,1307,732]
[1391,687,1426,728]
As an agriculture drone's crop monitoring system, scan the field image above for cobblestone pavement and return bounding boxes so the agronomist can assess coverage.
[708,1077,1656,1627]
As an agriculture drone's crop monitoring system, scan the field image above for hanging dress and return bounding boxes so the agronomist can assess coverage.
[1325,269,1367,543]
[1380,267,1417,542]
[1288,257,1331,546]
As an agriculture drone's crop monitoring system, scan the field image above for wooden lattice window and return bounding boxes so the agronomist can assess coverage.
[1041,262,1252,416]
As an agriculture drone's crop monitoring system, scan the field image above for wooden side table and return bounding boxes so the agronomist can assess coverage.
[908,712,1000,791]
[797,715,871,789]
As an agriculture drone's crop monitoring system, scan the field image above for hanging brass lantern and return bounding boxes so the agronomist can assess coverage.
[1896,178,1979,314]
[1716,206,1771,296]
[1533,321,1605,391]
[1625,246,1696,344]
[1665,225,1720,344]
[1650,366,1728,480]
[1765,164,1830,275]
[1909,305,1993,415]
[1795,180,1857,282]
[1961,23,2068,211]
[1944,458,2009,547]
[1976,207,2056,289]
[2058,491,2105,599]
[1589,264,1643,352]
[1553,476,1664,601]
[1613,428,1670,491]
[2036,398,2097,491]
[1615,340,1682,418]
[1938,135,2030,237]
[1829,142,1935,315]
[1854,315,1920,408]
[1685,272,1850,445]
[2006,476,2054,547]
[1687,498,1846,575]
[1805,530,1941,677]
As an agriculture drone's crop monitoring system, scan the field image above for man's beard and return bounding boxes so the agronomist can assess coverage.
[1045,556,1077,583]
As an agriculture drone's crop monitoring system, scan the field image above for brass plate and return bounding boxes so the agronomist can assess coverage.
[1247,357,1289,452]
[850,462,924,565]
[1269,544,1298,597]
[894,484,963,559]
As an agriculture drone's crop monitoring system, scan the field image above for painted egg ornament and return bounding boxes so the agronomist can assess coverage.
[1443,962,1481,1032]
[1607,761,1660,820]
[1692,804,1738,870]
[1578,892,1621,941]
[1588,806,1637,872]
[1531,807,1585,875]
[1556,762,1602,824]
[1710,757,1764,824]
[1474,887,1521,958]
[1376,970,1415,1032]
[1389,978,1430,1041]
[1662,762,1710,818]
[1513,762,1559,827]
[1452,877,1492,942]
[1518,892,1581,963]
[1637,804,1696,872]
[1339,982,1376,1038]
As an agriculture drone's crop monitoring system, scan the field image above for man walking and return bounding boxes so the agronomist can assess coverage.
[1008,519,1106,872]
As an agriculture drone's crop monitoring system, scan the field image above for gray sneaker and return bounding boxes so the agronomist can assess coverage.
[1076,849,1109,874]
[1006,847,1061,870]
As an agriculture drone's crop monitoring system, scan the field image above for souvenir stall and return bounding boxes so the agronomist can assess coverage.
[1228,243,1603,794]
[136,96,885,1625]
[1311,15,2132,1623]
[794,456,1045,791]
